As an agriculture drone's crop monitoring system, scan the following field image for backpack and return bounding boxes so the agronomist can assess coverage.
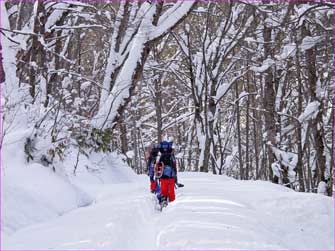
[159,141,173,154]
[158,141,176,178]
[155,162,175,178]
[162,165,175,178]
[159,141,173,167]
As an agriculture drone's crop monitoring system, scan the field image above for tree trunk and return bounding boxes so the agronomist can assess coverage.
[245,78,250,180]
[132,115,139,173]
[119,114,128,155]
[154,77,163,143]
[262,12,276,182]
[303,22,326,185]
[251,75,260,179]
[0,43,4,83]
[294,31,306,192]
[235,82,244,180]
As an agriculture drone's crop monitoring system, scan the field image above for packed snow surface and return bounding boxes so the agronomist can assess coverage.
[2,169,333,250]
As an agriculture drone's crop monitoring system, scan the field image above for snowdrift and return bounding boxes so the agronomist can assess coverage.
[2,163,92,235]
[1,128,137,236]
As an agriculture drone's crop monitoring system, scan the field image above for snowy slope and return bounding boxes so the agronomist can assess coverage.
[1,126,137,237]
[3,172,333,250]
[1,163,93,235]
[1,128,88,235]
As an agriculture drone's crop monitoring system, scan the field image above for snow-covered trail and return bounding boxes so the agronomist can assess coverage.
[3,173,334,250]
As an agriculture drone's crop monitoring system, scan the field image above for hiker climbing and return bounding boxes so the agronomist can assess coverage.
[148,138,184,209]
[157,139,176,204]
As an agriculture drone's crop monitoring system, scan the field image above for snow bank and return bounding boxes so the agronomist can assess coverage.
[1,163,92,235]
[1,126,138,236]
[1,127,91,235]
[63,151,138,201]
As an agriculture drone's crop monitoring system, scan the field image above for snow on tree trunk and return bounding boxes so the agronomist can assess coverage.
[93,1,195,130]
[302,22,327,186]
[98,2,129,112]
[0,2,27,149]
[262,5,276,182]
[1,2,19,91]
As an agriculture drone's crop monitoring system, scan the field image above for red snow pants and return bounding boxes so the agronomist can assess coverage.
[160,178,175,202]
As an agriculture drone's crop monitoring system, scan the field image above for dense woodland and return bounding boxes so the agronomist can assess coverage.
[1,1,334,196]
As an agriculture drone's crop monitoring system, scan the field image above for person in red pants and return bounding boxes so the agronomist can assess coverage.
[157,140,177,203]
[159,166,176,202]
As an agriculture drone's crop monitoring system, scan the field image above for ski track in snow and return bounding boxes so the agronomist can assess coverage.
[3,173,334,250]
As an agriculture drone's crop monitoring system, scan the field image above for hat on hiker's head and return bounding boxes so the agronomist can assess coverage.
[159,140,172,153]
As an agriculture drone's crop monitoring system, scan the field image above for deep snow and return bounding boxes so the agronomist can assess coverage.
[2,167,334,250]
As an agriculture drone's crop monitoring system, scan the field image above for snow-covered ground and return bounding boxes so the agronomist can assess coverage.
[2,165,333,250]
[1,127,333,250]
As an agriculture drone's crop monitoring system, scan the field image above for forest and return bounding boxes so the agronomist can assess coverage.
[1,0,334,197]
